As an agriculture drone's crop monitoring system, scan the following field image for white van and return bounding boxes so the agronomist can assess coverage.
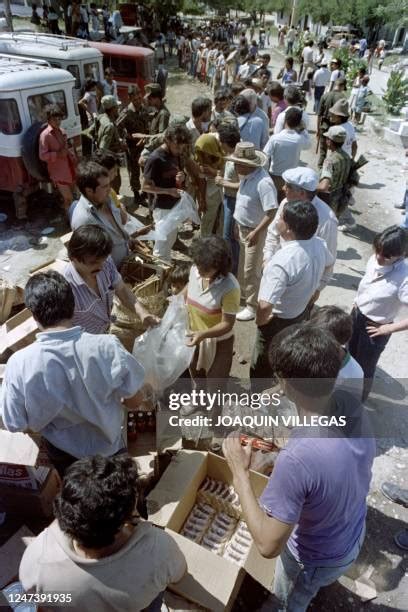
[0,55,82,218]
[0,32,103,99]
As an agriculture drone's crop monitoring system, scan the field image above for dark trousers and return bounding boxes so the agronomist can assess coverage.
[348,307,391,400]
[314,86,325,113]
[45,440,127,479]
[223,195,240,276]
[250,310,309,383]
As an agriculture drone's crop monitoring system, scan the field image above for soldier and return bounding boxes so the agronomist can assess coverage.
[316,77,347,168]
[117,85,150,205]
[317,125,354,230]
[144,83,170,135]
[97,95,126,193]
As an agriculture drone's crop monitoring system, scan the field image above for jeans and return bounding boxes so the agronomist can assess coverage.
[274,526,366,611]
[143,591,164,612]
[223,195,240,276]
[287,41,294,55]
[348,307,391,399]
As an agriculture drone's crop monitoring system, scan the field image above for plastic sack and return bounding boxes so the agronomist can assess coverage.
[155,192,200,240]
[132,294,194,394]
[124,214,158,241]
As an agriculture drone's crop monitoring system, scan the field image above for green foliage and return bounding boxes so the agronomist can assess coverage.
[332,48,353,75]
[346,57,368,88]
[383,69,408,115]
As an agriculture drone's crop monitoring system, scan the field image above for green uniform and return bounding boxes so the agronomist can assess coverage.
[320,148,352,216]
[149,104,170,135]
[117,102,150,198]
[317,91,347,168]
[97,112,122,152]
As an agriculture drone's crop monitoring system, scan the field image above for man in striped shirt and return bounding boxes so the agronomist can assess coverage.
[64,225,160,334]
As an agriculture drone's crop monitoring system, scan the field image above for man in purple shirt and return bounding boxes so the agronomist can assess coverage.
[223,325,375,611]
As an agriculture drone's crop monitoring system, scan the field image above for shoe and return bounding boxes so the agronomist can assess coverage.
[394,203,406,210]
[381,482,408,507]
[394,529,408,551]
[338,222,356,232]
[236,306,256,321]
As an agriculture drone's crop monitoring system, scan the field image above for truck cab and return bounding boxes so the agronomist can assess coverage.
[0,32,103,100]
[0,55,81,218]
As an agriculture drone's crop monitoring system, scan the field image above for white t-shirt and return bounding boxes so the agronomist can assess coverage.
[341,121,357,157]
[274,106,309,135]
[302,47,314,63]
[313,68,331,88]
[330,69,345,83]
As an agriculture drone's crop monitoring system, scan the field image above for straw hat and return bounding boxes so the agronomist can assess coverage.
[226,142,267,167]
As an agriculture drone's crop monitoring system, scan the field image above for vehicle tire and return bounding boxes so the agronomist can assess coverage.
[22,122,49,182]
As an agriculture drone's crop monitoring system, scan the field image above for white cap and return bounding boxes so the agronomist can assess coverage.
[282,167,318,192]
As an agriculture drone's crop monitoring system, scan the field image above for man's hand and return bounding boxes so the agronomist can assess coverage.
[366,323,393,337]
[167,188,184,198]
[246,230,258,247]
[176,171,186,185]
[141,313,161,328]
[215,174,225,187]
[134,223,154,238]
[223,434,252,480]
[185,331,205,347]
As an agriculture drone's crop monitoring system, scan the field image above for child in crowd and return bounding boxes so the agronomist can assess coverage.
[309,306,364,399]
[169,262,191,296]
[352,75,371,124]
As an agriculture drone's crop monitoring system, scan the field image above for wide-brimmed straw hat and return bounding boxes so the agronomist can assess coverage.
[225,141,267,167]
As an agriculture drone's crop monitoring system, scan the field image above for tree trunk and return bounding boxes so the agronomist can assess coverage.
[4,0,14,32]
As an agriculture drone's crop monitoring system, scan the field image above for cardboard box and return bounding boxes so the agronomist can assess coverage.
[0,308,37,354]
[0,431,61,519]
[147,451,275,611]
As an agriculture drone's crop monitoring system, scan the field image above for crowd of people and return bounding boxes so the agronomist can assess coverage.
[1,16,408,612]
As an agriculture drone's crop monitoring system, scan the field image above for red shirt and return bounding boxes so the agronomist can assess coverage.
[39,125,75,185]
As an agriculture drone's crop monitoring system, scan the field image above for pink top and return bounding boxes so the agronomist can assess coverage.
[39,125,75,185]
[271,99,288,128]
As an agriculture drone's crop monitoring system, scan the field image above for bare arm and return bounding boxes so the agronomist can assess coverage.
[256,299,273,326]
[115,280,160,327]
[186,313,235,346]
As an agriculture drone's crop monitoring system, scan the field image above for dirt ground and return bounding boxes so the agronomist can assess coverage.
[0,50,407,611]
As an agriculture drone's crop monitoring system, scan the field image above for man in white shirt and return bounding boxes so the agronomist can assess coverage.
[251,200,334,380]
[228,142,278,321]
[329,59,345,91]
[1,272,145,476]
[312,60,330,113]
[274,85,309,134]
[299,40,315,81]
[263,108,311,202]
[329,98,357,159]
[241,88,270,142]
[263,167,338,274]
[286,26,296,54]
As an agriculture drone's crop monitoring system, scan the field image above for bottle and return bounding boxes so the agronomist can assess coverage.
[136,411,147,433]
[146,411,156,433]
[127,413,137,441]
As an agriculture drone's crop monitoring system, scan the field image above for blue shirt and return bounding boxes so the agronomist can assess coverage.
[1,327,144,458]
[238,114,268,150]
[260,394,375,563]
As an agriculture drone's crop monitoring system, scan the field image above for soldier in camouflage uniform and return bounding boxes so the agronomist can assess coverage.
[318,125,353,224]
[97,95,126,193]
[117,85,150,204]
[144,83,170,135]
[316,77,347,168]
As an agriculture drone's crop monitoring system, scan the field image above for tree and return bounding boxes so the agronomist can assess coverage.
[3,0,13,32]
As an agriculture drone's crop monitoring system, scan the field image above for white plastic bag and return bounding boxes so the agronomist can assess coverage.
[132,294,194,394]
[155,192,200,240]
[124,214,158,241]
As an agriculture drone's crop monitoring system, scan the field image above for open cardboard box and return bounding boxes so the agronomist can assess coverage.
[147,451,274,611]
[0,430,60,519]
[0,308,37,354]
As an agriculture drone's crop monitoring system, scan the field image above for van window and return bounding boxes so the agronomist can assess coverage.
[67,64,81,89]
[27,91,67,123]
[0,99,22,135]
[138,55,154,80]
[106,56,136,78]
[84,61,100,81]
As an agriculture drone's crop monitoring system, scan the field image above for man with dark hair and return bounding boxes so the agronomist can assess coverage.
[274,85,309,135]
[268,81,288,129]
[251,200,334,379]
[142,124,191,261]
[224,324,375,611]
[263,108,311,202]
[144,83,170,135]
[19,454,186,610]
[71,161,129,268]
[212,89,234,122]
[116,85,151,204]
[64,225,160,333]
[186,96,212,144]
[1,272,145,476]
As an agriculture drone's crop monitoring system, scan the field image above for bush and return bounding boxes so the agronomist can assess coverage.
[382,69,408,116]
[346,57,368,88]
